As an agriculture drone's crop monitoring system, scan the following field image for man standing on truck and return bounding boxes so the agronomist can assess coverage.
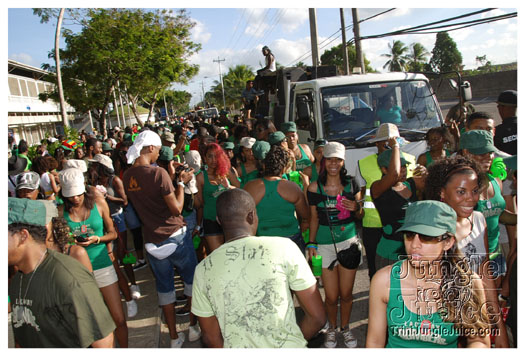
[282,122,315,171]
[354,123,416,280]
[241,80,259,119]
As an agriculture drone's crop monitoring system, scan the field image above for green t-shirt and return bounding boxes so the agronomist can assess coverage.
[191,236,316,348]
[8,249,116,347]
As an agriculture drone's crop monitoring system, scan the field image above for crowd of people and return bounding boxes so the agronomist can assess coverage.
[7,89,517,348]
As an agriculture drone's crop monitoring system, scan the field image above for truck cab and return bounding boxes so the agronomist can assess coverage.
[286,72,444,173]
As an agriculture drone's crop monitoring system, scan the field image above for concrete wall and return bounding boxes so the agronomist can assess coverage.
[429,70,517,100]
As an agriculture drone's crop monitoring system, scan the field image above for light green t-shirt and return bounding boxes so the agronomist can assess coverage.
[191,235,316,348]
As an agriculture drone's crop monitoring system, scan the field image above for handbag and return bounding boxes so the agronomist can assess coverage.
[319,183,361,271]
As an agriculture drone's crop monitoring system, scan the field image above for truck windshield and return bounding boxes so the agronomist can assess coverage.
[196,108,219,118]
[320,80,442,145]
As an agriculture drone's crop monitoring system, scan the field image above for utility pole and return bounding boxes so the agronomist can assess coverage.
[213,57,226,109]
[55,8,69,127]
[112,87,121,128]
[340,9,350,75]
[309,8,320,67]
[352,8,366,74]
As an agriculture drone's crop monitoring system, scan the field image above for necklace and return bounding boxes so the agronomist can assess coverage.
[18,249,48,302]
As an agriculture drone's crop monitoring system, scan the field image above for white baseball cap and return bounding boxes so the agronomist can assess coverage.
[323,142,346,160]
[59,168,86,197]
[240,137,256,149]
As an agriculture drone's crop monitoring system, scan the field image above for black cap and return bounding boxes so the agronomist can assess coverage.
[8,155,27,176]
[497,90,517,106]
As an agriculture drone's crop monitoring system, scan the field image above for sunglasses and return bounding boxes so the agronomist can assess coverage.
[404,231,452,244]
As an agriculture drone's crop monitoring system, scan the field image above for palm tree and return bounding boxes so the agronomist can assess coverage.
[406,42,430,72]
[210,64,255,110]
[382,40,408,72]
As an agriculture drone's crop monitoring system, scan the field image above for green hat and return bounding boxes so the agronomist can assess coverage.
[222,141,235,150]
[314,139,327,149]
[377,149,410,168]
[459,130,497,155]
[8,197,58,226]
[159,146,174,161]
[281,121,297,133]
[268,131,286,145]
[397,201,457,236]
[252,140,271,160]
[101,141,113,151]
[123,133,132,141]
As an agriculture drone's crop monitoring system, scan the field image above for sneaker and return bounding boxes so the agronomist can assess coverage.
[130,284,141,300]
[170,332,185,348]
[324,328,337,348]
[188,324,201,342]
[126,299,138,318]
[176,304,190,316]
[342,327,357,348]
[133,260,147,271]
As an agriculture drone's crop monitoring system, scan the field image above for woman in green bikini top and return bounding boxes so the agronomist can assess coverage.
[366,201,491,348]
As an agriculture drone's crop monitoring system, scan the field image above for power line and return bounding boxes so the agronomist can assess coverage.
[359,8,396,23]
[359,8,497,40]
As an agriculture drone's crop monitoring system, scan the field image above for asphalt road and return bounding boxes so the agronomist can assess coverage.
[439,96,501,125]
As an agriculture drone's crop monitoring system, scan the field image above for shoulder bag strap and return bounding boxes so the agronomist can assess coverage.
[319,183,339,271]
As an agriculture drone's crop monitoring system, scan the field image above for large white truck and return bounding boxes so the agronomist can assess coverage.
[280,71,446,174]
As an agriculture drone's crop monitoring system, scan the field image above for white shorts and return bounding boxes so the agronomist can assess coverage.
[93,265,118,288]
[317,236,363,269]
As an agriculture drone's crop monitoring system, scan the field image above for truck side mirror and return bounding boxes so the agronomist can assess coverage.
[461,81,472,101]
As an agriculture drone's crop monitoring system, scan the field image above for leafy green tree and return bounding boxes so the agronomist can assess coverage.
[428,32,463,73]
[209,64,255,110]
[320,43,375,73]
[406,42,430,72]
[156,90,192,116]
[39,8,200,134]
[382,40,408,72]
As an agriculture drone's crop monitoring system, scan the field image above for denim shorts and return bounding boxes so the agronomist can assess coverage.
[124,203,142,230]
[112,211,127,232]
[288,231,306,256]
[146,227,198,305]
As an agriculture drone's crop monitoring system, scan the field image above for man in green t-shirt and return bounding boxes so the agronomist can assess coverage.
[191,189,326,348]
[8,198,115,348]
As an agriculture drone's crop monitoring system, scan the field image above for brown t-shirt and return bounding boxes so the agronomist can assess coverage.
[123,164,185,244]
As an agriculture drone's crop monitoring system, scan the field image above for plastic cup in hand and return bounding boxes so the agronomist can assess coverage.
[311,255,323,277]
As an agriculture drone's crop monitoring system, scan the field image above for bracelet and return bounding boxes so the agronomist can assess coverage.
[307,241,318,245]
[306,244,318,250]
[96,236,101,244]
[177,181,185,188]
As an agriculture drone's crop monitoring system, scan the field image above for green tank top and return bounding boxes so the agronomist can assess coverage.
[295,145,312,171]
[240,162,259,188]
[308,183,358,245]
[386,261,459,348]
[475,175,506,253]
[256,179,300,237]
[64,203,112,271]
[203,170,229,221]
[425,149,450,166]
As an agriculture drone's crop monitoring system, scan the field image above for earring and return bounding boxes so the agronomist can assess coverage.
[444,249,448,259]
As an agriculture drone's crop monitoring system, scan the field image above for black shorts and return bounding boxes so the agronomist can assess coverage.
[244,101,256,111]
[203,218,223,237]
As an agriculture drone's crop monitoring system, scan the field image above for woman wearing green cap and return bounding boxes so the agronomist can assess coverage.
[371,137,426,269]
[459,130,510,289]
[367,200,490,348]
[425,155,509,347]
